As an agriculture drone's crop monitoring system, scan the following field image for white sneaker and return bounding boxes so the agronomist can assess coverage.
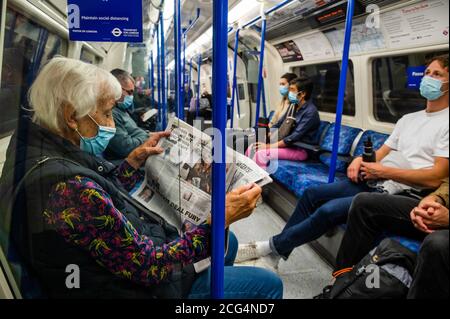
[235,242,259,263]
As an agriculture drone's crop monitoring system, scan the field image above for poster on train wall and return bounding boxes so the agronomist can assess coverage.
[67,0,143,43]
[292,32,335,61]
[274,41,304,63]
[381,0,449,49]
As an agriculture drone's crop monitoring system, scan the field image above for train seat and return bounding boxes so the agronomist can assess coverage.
[272,123,362,197]
[292,121,331,153]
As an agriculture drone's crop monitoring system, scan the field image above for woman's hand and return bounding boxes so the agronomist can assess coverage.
[126,131,171,169]
[347,157,363,183]
[224,184,262,228]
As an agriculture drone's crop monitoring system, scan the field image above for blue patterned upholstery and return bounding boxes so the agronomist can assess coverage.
[319,153,351,173]
[313,121,331,145]
[390,236,422,254]
[353,130,390,157]
[320,124,362,155]
[272,160,347,198]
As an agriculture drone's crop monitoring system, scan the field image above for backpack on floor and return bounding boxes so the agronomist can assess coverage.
[328,239,418,299]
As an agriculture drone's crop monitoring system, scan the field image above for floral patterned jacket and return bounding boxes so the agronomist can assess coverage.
[43,161,210,287]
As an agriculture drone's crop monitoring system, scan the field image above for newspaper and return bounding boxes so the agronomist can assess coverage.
[130,118,272,230]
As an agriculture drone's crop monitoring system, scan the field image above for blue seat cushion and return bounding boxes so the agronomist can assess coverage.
[320,124,362,155]
[353,130,390,157]
[389,236,422,254]
[272,160,347,198]
[319,153,351,173]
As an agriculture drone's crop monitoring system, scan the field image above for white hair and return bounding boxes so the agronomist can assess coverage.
[29,56,122,133]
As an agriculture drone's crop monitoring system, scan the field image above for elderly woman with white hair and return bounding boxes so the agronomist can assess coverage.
[0,57,283,299]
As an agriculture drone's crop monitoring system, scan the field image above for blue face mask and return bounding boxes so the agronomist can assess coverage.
[420,76,449,101]
[78,115,117,156]
[288,91,299,104]
[279,86,289,97]
[118,94,134,110]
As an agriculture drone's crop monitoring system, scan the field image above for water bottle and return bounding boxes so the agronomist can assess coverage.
[362,136,376,163]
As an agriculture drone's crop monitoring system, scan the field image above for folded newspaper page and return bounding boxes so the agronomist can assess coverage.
[130,118,272,229]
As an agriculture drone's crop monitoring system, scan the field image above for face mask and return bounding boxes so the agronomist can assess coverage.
[420,76,449,101]
[279,86,289,97]
[288,91,299,104]
[77,115,116,156]
[118,95,134,110]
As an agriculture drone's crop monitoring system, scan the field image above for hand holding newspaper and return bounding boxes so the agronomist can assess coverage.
[130,118,272,230]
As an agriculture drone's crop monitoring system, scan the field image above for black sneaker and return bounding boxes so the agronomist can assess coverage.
[313,285,333,299]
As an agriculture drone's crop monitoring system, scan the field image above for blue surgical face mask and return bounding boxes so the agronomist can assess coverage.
[118,94,134,110]
[288,91,299,104]
[279,86,289,97]
[77,115,116,156]
[420,76,449,101]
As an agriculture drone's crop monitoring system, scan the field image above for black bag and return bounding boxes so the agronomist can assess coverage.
[328,239,418,299]
[277,104,297,141]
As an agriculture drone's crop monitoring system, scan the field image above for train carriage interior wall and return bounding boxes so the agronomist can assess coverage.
[0,0,448,302]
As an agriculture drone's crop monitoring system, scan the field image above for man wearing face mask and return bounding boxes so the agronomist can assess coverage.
[104,69,150,161]
[237,55,449,271]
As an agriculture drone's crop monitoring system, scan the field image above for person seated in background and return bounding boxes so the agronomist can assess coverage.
[246,77,321,169]
[237,54,449,270]
[330,180,449,299]
[269,73,298,127]
[0,57,283,299]
[104,69,150,161]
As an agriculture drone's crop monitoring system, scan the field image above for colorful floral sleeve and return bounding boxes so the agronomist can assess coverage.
[115,161,144,192]
[43,176,210,287]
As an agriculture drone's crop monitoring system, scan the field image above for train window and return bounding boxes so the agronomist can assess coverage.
[80,47,102,65]
[292,62,355,116]
[0,8,68,136]
[372,51,447,124]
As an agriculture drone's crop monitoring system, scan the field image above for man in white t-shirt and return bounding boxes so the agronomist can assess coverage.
[236,54,449,270]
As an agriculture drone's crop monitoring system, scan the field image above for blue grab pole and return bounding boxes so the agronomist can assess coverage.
[156,24,162,123]
[149,51,155,107]
[211,0,228,299]
[160,12,167,129]
[196,55,202,118]
[255,16,267,127]
[174,0,184,119]
[230,28,241,128]
[328,0,355,183]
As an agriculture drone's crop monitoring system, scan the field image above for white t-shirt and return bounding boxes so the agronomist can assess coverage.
[385,107,449,170]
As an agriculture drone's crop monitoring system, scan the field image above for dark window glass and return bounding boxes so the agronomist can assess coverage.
[292,61,355,116]
[0,8,68,136]
[80,48,101,65]
[238,83,246,101]
[372,51,447,123]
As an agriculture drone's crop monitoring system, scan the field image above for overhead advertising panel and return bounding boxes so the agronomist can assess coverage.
[292,32,335,61]
[67,0,143,42]
[381,0,449,48]
[274,41,304,63]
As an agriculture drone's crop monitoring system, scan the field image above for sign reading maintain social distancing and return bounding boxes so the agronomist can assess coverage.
[67,0,143,43]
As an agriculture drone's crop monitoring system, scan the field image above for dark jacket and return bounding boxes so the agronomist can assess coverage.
[105,106,149,160]
[0,117,197,299]
[272,100,321,146]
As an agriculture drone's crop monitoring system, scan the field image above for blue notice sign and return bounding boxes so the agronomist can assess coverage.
[407,66,426,90]
[67,0,143,43]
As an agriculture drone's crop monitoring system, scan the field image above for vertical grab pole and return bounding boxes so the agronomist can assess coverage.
[149,50,155,107]
[230,28,241,129]
[254,5,267,127]
[196,55,202,118]
[211,0,228,299]
[181,29,187,114]
[160,11,167,129]
[174,0,184,119]
[328,0,355,183]
[156,23,162,124]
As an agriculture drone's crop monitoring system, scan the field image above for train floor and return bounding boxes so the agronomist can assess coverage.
[230,202,333,299]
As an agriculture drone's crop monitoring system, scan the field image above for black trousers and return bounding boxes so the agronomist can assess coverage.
[335,192,449,299]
